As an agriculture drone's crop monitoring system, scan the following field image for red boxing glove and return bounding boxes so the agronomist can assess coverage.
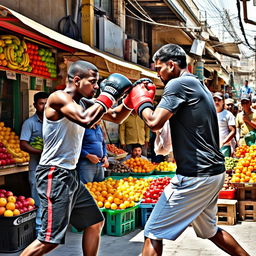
[124,79,156,116]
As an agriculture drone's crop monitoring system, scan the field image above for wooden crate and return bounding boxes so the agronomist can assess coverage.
[216,199,237,225]
[232,183,256,201]
[238,201,256,221]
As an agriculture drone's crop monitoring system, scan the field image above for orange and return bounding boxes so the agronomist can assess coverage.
[104,201,111,209]
[0,206,5,215]
[119,203,126,209]
[110,203,117,210]
[13,209,20,216]
[4,209,13,217]
[7,196,16,203]
[0,197,7,207]
[6,202,15,211]
[97,201,103,208]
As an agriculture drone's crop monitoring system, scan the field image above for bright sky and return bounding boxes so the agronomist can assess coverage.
[193,0,256,57]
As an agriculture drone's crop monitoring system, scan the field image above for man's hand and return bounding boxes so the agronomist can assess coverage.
[124,78,156,116]
[101,156,109,168]
[86,154,100,164]
[96,73,132,111]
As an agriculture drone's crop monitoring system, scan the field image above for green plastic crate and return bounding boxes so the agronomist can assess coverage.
[105,205,139,236]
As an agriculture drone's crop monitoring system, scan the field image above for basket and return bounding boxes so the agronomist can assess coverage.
[139,203,155,228]
[114,152,128,160]
[0,209,36,253]
[104,204,139,236]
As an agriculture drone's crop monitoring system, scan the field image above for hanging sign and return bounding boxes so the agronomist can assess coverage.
[36,77,43,86]
[6,70,16,80]
[46,79,52,88]
[21,74,30,84]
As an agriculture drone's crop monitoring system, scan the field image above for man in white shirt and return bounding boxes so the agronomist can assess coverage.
[213,92,236,156]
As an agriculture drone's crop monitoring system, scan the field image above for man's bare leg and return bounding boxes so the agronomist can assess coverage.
[209,228,250,256]
[82,220,104,256]
[20,239,58,256]
[142,237,163,256]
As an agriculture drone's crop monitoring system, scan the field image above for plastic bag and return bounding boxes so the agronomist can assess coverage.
[154,121,172,156]
[244,130,256,146]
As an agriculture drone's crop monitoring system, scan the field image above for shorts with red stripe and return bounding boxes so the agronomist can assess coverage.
[35,165,104,244]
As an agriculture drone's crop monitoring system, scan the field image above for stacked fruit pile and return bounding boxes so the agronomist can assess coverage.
[0,142,15,166]
[86,177,152,210]
[224,157,238,171]
[0,35,30,71]
[141,177,172,204]
[123,157,156,173]
[108,161,132,174]
[0,189,35,217]
[155,161,176,172]
[0,122,29,164]
[27,42,57,78]
[106,144,127,156]
[0,34,57,78]
[231,145,256,183]
[234,145,250,158]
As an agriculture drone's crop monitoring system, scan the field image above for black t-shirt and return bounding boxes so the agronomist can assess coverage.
[158,73,225,177]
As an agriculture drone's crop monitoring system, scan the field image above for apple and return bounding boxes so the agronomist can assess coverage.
[17,195,25,201]
[0,193,5,198]
[28,205,34,211]
[26,197,35,206]
[5,191,13,197]
[23,200,29,207]
[0,189,6,194]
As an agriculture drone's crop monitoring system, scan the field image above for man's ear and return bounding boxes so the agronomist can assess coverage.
[167,60,175,72]
[73,76,80,86]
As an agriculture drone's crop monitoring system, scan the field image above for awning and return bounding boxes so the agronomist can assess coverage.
[0,5,162,85]
[208,36,241,60]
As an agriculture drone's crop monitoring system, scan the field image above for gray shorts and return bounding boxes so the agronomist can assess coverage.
[144,172,225,240]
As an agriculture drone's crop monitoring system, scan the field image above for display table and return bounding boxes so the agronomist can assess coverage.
[0,165,29,185]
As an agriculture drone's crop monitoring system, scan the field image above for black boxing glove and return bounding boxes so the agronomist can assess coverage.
[79,97,95,110]
[96,73,132,111]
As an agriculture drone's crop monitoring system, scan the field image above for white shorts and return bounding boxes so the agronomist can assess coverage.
[144,172,225,240]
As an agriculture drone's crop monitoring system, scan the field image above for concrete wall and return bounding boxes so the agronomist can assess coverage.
[1,0,70,31]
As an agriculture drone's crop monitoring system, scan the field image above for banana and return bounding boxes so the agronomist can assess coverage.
[7,61,19,70]
[0,35,21,44]
[21,40,27,51]
[20,54,26,66]
[0,35,12,40]
[25,53,30,66]
[6,145,20,158]
[6,46,19,66]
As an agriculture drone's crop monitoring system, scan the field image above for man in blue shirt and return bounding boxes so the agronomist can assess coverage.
[77,121,109,183]
[240,80,252,97]
[20,91,49,234]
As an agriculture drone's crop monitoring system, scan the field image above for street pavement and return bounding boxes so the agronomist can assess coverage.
[1,221,255,256]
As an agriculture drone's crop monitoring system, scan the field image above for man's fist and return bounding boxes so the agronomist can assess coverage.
[124,78,156,116]
[96,73,132,111]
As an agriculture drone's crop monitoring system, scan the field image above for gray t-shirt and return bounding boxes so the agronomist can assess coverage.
[158,73,225,177]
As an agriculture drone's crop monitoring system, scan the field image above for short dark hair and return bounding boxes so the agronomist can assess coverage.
[34,92,49,103]
[67,60,98,83]
[152,44,187,69]
[132,143,143,150]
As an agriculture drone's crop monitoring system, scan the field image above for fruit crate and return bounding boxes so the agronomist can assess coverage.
[238,200,256,221]
[232,183,256,201]
[218,189,236,199]
[0,209,36,253]
[154,170,176,175]
[104,204,139,236]
[217,199,237,225]
[110,172,131,177]
[139,203,155,228]
[131,170,155,176]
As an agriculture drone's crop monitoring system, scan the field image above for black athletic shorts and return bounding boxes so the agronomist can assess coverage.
[36,165,104,244]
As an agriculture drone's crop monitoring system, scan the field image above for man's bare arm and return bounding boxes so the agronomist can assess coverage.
[141,107,173,132]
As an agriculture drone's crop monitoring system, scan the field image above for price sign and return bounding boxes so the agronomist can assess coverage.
[46,79,52,88]
[36,77,44,86]
[21,74,30,84]
[6,70,16,80]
